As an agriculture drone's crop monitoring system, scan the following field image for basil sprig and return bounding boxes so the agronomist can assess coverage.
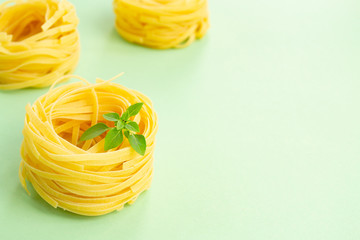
[80,103,146,155]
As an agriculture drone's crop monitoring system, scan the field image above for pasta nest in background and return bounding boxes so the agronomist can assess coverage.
[19,74,158,216]
[0,0,79,90]
[113,0,209,49]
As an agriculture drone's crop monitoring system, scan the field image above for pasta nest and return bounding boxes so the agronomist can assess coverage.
[19,74,158,216]
[113,0,209,49]
[0,0,80,90]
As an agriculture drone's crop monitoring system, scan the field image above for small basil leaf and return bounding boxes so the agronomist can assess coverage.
[116,120,125,130]
[124,130,130,138]
[127,103,143,117]
[80,123,109,141]
[120,111,130,121]
[125,121,140,132]
[128,134,146,155]
[103,113,120,122]
[104,128,123,151]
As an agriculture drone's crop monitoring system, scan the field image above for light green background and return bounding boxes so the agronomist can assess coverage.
[1,0,360,239]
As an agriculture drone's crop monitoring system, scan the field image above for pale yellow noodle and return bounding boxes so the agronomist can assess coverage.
[0,0,79,90]
[113,0,209,49]
[19,74,158,216]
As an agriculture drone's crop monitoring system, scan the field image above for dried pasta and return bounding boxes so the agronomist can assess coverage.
[19,74,158,216]
[113,0,209,49]
[0,0,79,90]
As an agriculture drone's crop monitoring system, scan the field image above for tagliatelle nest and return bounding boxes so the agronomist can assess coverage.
[0,0,80,90]
[113,0,209,49]
[19,74,158,216]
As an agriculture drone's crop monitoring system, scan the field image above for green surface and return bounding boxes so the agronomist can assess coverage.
[1,0,360,239]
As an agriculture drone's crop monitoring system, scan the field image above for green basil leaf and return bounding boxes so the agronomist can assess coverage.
[103,113,120,122]
[128,134,146,155]
[80,123,109,141]
[124,130,130,138]
[126,103,143,117]
[120,111,130,121]
[125,121,140,133]
[116,120,125,130]
[104,128,123,151]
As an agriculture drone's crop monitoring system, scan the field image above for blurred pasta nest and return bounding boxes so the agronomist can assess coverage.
[0,0,79,90]
[19,75,158,216]
[113,0,209,49]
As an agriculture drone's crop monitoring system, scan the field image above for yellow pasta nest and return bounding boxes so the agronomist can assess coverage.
[0,0,80,90]
[19,74,158,216]
[113,0,209,49]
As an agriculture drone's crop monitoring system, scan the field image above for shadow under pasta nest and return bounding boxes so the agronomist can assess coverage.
[103,28,211,89]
